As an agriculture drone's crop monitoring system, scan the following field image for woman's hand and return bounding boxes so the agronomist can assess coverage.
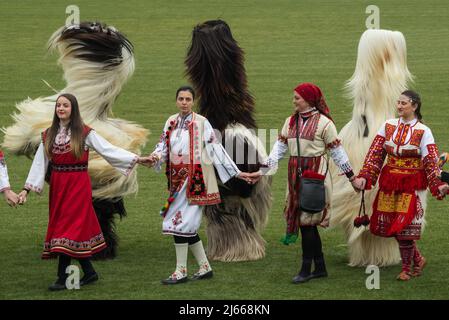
[236,172,251,184]
[138,154,159,168]
[3,189,19,207]
[247,171,262,184]
[351,177,366,192]
[17,190,28,205]
[438,183,449,198]
[236,171,262,185]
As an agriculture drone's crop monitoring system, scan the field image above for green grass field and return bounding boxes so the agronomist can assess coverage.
[1,0,449,300]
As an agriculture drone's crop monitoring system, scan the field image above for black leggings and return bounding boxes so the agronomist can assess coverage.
[300,226,323,259]
[173,234,200,245]
[57,254,95,278]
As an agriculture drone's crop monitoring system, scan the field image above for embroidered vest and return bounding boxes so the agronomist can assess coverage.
[166,113,221,205]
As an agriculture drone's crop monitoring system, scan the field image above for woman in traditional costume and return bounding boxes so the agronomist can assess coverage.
[17,93,146,291]
[147,86,252,284]
[1,151,19,206]
[353,90,449,281]
[256,83,359,284]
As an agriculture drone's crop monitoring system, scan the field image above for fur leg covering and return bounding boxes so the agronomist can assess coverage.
[91,198,127,260]
[204,176,272,262]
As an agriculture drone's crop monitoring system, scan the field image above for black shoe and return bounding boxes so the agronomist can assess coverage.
[312,255,327,279]
[48,280,67,291]
[191,270,213,280]
[292,273,313,284]
[80,273,99,286]
[161,276,188,285]
[311,271,328,279]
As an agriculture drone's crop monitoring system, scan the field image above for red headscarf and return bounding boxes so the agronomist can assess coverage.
[294,83,332,121]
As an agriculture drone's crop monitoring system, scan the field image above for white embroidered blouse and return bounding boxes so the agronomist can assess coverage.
[24,125,139,194]
[152,112,240,183]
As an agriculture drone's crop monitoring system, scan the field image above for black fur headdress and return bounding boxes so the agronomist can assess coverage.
[185,20,256,132]
[52,21,133,68]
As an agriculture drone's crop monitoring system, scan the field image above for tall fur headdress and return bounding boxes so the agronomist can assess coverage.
[330,29,414,267]
[185,20,256,132]
[3,22,148,199]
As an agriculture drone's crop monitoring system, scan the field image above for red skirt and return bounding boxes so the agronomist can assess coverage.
[369,165,426,239]
[42,162,106,259]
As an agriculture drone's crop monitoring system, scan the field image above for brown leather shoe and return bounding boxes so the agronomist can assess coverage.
[396,271,412,281]
[411,257,427,277]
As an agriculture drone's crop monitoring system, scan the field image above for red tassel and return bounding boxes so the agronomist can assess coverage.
[354,217,362,227]
[379,166,427,193]
[302,170,325,180]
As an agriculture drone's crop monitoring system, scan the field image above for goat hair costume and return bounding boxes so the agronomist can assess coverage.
[2,22,148,259]
[185,20,272,261]
[329,29,414,267]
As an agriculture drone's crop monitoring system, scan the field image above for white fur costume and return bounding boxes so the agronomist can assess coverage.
[329,29,414,267]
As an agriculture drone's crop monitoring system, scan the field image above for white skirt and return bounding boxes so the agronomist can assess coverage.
[162,179,202,237]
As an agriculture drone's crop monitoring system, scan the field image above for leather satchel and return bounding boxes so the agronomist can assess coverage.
[295,115,326,214]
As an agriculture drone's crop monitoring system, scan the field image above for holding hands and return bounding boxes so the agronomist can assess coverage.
[137,154,160,168]
[237,171,262,185]
[17,189,28,205]
[3,189,19,207]
[137,154,264,186]
[351,177,366,192]
[438,183,449,198]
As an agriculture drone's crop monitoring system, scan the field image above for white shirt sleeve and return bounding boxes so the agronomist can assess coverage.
[0,155,11,192]
[420,127,436,158]
[261,140,288,175]
[203,120,241,184]
[329,144,354,175]
[376,121,387,138]
[85,130,139,176]
[24,142,48,194]
[151,121,170,173]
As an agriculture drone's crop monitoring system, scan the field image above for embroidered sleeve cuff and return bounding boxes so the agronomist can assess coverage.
[278,134,288,144]
[0,186,11,193]
[346,170,355,180]
[124,155,139,176]
[24,183,43,195]
[326,139,342,149]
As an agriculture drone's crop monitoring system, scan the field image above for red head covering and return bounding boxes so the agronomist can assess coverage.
[294,83,332,121]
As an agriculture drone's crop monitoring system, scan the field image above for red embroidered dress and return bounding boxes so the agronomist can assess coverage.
[25,125,138,259]
[359,118,444,240]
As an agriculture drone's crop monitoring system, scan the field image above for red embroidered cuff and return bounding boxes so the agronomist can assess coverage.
[326,139,341,149]
[0,186,11,193]
[278,134,288,144]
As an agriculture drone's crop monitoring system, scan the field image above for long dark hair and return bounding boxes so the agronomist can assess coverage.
[401,90,422,121]
[185,20,256,132]
[45,93,85,159]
